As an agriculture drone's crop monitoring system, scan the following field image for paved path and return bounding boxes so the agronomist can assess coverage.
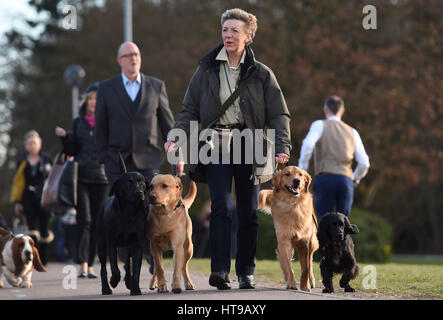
[0,262,354,300]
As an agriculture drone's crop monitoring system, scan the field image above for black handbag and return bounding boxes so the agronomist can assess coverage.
[188,74,253,183]
[41,152,78,213]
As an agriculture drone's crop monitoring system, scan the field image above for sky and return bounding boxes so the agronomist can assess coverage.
[0,0,46,41]
[0,0,43,164]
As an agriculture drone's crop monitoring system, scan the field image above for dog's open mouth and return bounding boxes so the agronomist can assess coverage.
[285,185,300,196]
[150,202,167,208]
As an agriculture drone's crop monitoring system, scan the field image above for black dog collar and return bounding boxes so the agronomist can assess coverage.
[174,199,184,211]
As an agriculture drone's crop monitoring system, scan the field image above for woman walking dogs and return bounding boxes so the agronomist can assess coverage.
[165,8,291,290]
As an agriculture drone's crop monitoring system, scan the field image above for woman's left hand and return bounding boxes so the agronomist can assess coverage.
[275,153,289,165]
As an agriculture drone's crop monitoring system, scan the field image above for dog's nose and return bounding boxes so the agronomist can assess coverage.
[292,178,300,187]
[24,250,32,260]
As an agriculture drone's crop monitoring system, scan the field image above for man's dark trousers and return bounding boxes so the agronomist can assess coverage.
[314,173,354,219]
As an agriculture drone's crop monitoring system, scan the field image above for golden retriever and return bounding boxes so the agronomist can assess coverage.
[147,174,197,293]
[258,166,319,291]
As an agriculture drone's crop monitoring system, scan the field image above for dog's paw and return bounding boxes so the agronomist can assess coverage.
[172,287,182,294]
[322,287,334,293]
[19,281,32,288]
[157,284,169,293]
[344,285,356,293]
[110,274,121,288]
[149,278,158,290]
[286,284,298,290]
[125,276,132,290]
[185,282,195,290]
[130,288,142,296]
[102,288,113,295]
[300,285,311,292]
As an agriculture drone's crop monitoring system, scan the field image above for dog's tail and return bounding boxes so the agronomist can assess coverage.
[258,189,273,215]
[182,180,197,210]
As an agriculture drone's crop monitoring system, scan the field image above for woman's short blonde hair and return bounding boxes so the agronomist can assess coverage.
[221,8,258,44]
[24,130,41,144]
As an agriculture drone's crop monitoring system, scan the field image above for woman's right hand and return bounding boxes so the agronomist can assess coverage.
[55,126,67,137]
[164,141,178,153]
[164,141,184,176]
[14,203,23,216]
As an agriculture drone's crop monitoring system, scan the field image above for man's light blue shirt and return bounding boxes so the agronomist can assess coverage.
[121,72,141,101]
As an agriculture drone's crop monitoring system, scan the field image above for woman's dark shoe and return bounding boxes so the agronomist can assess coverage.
[78,272,87,278]
[238,275,255,289]
[209,271,231,290]
[88,273,99,279]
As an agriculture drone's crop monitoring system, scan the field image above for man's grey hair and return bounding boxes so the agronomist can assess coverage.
[221,8,258,44]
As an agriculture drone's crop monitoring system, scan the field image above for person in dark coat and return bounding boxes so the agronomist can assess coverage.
[10,130,53,265]
[94,41,175,274]
[94,41,175,187]
[55,83,108,278]
[165,8,291,290]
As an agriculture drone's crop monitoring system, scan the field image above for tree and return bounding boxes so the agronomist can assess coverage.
[0,0,441,253]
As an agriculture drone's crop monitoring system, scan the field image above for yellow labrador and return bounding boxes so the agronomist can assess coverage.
[147,174,196,293]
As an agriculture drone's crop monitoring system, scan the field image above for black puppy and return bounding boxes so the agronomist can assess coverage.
[97,170,148,296]
[317,212,359,293]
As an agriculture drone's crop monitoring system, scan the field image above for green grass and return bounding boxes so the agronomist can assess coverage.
[161,257,443,299]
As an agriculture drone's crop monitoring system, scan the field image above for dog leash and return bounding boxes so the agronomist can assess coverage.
[118,152,127,173]
[312,214,318,230]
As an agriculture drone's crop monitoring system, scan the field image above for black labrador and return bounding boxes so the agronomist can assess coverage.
[97,170,148,296]
[317,212,360,293]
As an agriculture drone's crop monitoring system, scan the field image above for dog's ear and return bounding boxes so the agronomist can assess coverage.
[344,215,359,235]
[109,177,121,197]
[175,176,183,194]
[32,245,46,272]
[303,171,312,193]
[317,225,331,246]
[272,170,282,191]
[317,214,332,245]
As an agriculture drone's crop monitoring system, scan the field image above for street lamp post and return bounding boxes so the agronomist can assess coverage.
[123,0,132,42]
[64,65,86,119]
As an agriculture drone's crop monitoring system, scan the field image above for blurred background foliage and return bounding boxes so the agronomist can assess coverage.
[0,0,441,256]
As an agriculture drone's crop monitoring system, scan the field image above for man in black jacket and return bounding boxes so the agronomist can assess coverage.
[95,41,175,186]
[95,41,175,275]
